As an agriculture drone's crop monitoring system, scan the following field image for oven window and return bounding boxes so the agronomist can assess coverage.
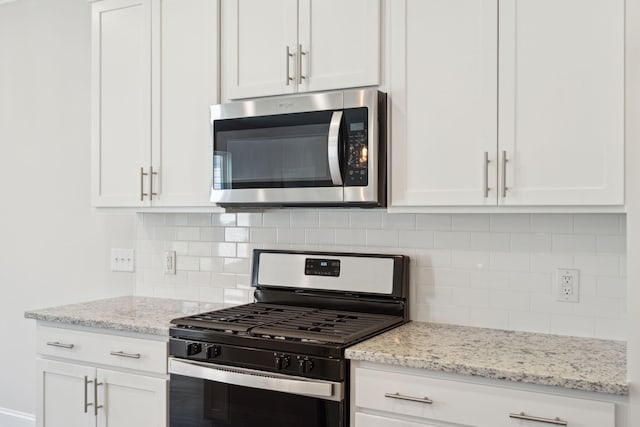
[213,111,341,189]
[170,374,344,427]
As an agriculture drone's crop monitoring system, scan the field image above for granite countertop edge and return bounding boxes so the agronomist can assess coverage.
[345,322,629,397]
[24,295,227,337]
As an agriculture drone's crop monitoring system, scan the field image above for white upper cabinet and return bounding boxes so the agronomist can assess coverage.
[152,0,218,207]
[91,0,219,208]
[91,0,151,207]
[390,0,624,209]
[223,0,380,100]
[498,0,624,206]
[390,0,498,207]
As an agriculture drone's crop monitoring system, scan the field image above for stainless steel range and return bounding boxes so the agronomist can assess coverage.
[168,249,409,427]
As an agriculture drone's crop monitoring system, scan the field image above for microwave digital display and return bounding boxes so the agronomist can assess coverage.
[350,122,365,132]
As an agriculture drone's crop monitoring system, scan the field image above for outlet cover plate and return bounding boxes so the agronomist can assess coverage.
[111,248,134,272]
[556,268,579,303]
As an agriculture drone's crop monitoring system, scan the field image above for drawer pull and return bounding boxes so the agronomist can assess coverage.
[509,412,568,426]
[110,351,141,359]
[46,341,74,349]
[384,392,433,405]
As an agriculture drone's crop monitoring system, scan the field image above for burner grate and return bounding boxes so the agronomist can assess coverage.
[172,302,401,344]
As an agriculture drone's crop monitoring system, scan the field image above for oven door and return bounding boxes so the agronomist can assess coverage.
[211,108,346,206]
[169,358,346,427]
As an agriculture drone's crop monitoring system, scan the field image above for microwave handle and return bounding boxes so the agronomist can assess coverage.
[327,111,344,186]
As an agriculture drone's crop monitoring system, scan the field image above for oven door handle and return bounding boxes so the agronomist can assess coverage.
[168,358,343,402]
[327,111,344,186]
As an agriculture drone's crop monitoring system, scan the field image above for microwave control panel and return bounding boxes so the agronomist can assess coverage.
[344,108,368,187]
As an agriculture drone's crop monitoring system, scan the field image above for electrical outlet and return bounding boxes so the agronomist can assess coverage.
[163,250,176,275]
[111,248,134,272]
[556,268,579,303]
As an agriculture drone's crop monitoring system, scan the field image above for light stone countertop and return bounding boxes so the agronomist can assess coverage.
[345,321,628,396]
[24,296,226,335]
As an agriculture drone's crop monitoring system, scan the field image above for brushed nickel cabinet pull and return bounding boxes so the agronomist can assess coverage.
[501,150,508,198]
[94,381,103,416]
[140,167,149,201]
[46,341,74,349]
[286,46,295,85]
[384,392,433,405]
[483,151,491,198]
[509,412,568,426]
[297,44,306,84]
[110,350,141,359]
[149,166,158,200]
[84,376,93,413]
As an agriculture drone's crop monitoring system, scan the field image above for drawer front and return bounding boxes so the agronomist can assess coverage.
[354,367,615,427]
[37,325,167,374]
[355,412,438,427]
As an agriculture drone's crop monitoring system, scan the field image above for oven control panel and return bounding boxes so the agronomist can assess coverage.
[305,258,340,277]
[170,338,344,381]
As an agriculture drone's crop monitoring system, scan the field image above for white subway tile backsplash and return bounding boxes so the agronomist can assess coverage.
[350,210,383,229]
[334,229,366,246]
[490,214,530,232]
[291,211,319,228]
[416,214,451,230]
[434,231,471,249]
[176,227,200,241]
[451,251,490,270]
[597,235,626,254]
[319,211,349,228]
[188,242,212,257]
[548,315,595,338]
[237,212,262,227]
[470,232,511,251]
[187,213,212,227]
[574,254,620,276]
[366,229,398,247]
[211,213,236,227]
[225,227,250,243]
[530,214,573,233]
[382,213,416,230]
[277,228,305,244]
[510,233,552,253]
[135,212,627,340]
[399,230,434,248]
[490,253,530,272]
[452,214,490,232]
[306,229,335,245]
[574,214,622,235]
[552,234,596,253]
[263,211,291,227]
[415,249,452,268]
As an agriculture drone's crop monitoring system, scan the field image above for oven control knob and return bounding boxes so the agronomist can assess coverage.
[206,345,220,359]
[298,358,313,374]
[274,354,290,370]
[186,342,202,356]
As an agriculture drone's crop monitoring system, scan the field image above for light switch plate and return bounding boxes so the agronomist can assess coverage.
[111,248,134,272]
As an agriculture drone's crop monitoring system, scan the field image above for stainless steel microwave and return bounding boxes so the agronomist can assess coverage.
[210,88,386,207]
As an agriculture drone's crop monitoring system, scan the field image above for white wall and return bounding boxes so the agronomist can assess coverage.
[0,0,135,420]
[136,211,627,340]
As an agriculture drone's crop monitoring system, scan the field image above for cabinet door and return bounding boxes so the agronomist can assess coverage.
[298,0,380,93]
[389,0,498,207]
[498,0,624,206]
[151,0,218,206]
[223,0,298,99]
[91,0,152,207]
[36,359,95,427]
[97,369,167,427]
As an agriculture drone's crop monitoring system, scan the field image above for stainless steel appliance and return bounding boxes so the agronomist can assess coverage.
[168,249,409,427]
[210,88,387,207]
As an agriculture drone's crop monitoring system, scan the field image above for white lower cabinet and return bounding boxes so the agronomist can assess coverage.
[35,325,168,427]
[352,363,616,427]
